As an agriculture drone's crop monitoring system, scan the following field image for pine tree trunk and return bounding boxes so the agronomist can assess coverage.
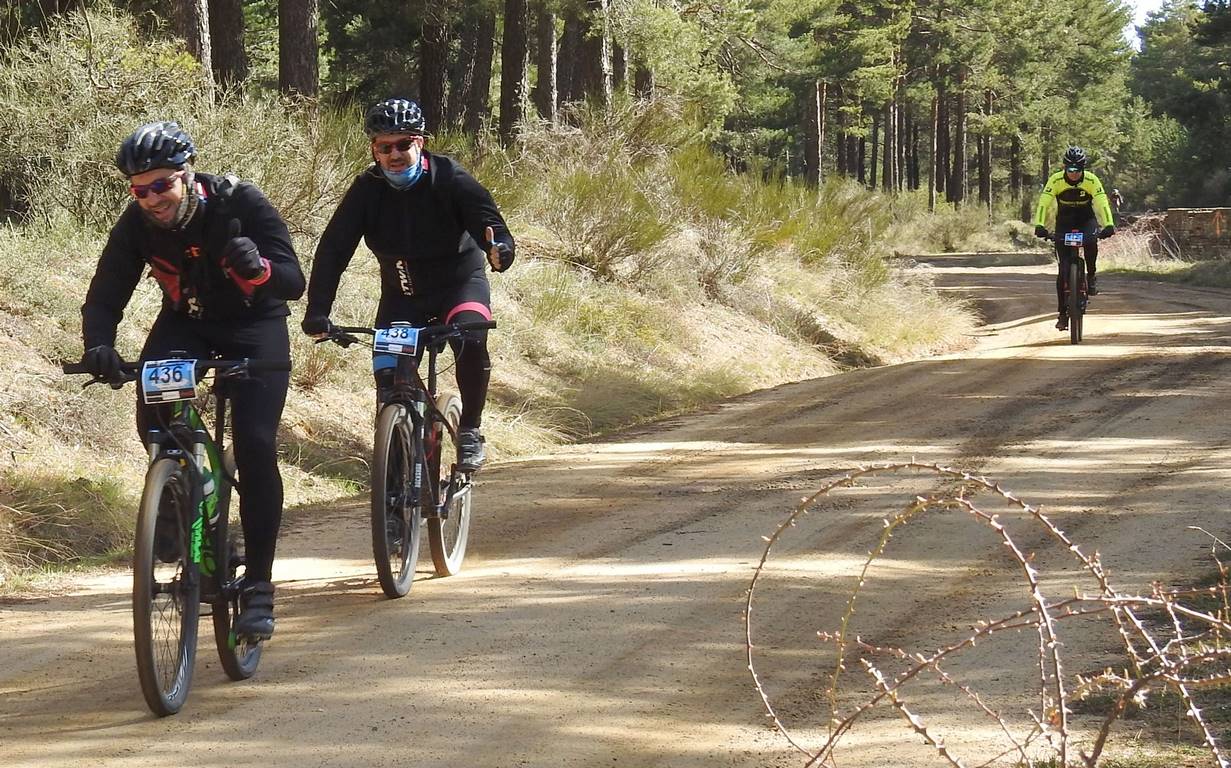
[178,0,214,98]
[979,90,992,210]
[578,0,611,105]
[449,15,479,128]
[881,100,895,192]
[857,136,866,185]
[910,120,920,190]
[870,115,880,189]
[278,0,317,98]
[611,41,626,95]
[836,116,848,177]
[950,85,967,207]
[804,80,822,188]
[901,101,910,189]
[937,85,949,197]
[209,0,247,89]
[929,91,938,212]
[464,15,496,135]
[499,0,529,144]
[531,3,557,121]
[558,12,582,106]
[420,10,450,133]
[1010,133,1023,205]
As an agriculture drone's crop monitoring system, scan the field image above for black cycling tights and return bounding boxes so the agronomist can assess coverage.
[136,313,291,582]
[1054,214,1100,313]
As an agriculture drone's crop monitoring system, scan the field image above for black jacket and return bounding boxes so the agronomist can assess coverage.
[305,152,513,319]
[82,172,305,349]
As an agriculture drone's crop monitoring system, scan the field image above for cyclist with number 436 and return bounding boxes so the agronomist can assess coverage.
[1034,146,1116,331]
[302,98,515,472]
[79,121,305,640]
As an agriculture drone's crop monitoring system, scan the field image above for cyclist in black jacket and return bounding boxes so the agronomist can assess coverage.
[80,121,305,639]
[302,98,515,472]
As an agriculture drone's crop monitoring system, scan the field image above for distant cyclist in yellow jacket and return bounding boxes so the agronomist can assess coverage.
[1034,146,1115,331]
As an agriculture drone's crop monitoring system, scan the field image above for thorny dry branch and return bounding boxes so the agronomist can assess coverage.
[745,462,1231,768]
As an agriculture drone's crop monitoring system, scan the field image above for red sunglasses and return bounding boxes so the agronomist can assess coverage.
[129,171,184,199]
[374,138,418,155]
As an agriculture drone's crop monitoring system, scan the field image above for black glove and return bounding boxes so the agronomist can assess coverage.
[221,236,268,281]
[301,314,335,336]
[83,345,122,380]
[1099,225,1115,239]
[489,240,514,273]
[1034,225,1049,239]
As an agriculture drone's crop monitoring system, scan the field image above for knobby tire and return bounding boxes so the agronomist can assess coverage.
[133,458,199,716]
[428,394,472,576]
[372,404,422,598]
[211,447,262,680]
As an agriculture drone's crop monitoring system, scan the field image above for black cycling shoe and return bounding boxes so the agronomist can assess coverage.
[457,428,486,473]
[1087,276,1099,295]
[153,508,180,564]
[1056,314,1069,331]
[234,580,275,640]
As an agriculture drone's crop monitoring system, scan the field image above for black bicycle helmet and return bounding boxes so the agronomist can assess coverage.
[115,121,196,177]
[364,98,426,137]
[1062,146,1087,170]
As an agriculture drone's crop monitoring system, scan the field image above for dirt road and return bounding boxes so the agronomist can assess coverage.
[5,252,1231,767]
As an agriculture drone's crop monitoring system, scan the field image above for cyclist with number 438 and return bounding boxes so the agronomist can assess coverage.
[1034,146,1115,331]
[302,98,515,472]
[80,121,305,640]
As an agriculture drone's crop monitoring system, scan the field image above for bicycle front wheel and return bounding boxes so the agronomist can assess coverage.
[133,458,200,716]
[371,404,422,598]
[428,394,472,576]
[210,447,262,680]
[1068,261,1082,345]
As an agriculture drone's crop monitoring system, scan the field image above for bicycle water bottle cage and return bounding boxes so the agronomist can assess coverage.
[1063,232,1084,247]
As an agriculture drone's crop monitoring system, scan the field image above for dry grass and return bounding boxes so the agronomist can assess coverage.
[0,7,978,581]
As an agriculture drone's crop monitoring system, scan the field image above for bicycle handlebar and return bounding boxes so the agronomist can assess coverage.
[1040,230,1111,243]
[62,358,291,386]
[317,319,498,349]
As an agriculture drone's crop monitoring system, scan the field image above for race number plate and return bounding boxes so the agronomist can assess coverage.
[373,325,420,357]
[141,359,198,404]
[1063,232,1084,247]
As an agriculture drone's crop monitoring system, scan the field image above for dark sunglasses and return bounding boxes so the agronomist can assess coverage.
[374,138,417,155]
[129,171,183,199]
[1064,166,1083,173]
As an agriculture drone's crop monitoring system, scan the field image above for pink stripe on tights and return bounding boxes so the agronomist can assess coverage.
[445,302,493,323]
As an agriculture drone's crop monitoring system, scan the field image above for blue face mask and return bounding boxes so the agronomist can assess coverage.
[381,158,423,189]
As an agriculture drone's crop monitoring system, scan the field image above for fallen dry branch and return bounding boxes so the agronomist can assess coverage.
[746,462,1231,768]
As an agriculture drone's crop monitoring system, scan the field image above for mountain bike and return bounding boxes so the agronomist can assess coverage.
[1047,229,1105,345]
[319,319,496,598]
[62,355,290,716]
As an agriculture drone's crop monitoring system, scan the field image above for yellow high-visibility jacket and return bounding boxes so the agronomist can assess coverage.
[1034,169,1114,228]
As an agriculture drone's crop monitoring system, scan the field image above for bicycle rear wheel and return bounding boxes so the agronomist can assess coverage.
[428,394,472,576]
[1068,261,1082,345]
[133,458,200,716]
[371,404,422,598]
[210,447,262,680]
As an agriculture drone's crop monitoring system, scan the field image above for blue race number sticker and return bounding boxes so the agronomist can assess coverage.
[1063,231,1084,247]
[373,325,420,357]
[141,359,198,404]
